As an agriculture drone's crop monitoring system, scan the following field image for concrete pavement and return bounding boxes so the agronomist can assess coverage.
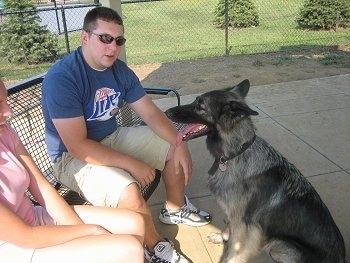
[147,74,350,262]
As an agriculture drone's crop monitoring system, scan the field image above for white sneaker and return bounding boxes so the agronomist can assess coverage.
[159,195,211,227]
[144,238,189,263]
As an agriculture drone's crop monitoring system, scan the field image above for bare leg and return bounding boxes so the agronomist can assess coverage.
[116,144,188,250]
[73,205,145,243]
[118,183,162,250]
[110,142,208,263]
[32,205,145,263]
[32,234,143,263]
[162,145,186,210]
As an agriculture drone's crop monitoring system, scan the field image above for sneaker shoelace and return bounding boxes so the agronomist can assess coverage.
[184,196,200,214]
[185,202,200,214]
[177,207,191,220]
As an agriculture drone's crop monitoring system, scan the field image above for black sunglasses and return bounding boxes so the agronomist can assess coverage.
[90,32,126,46]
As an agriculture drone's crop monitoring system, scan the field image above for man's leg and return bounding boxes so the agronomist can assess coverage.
[159,145,212,227]
[56,158,155,246]
[162,147,186,209]
[117,182,161,249]
[108,126,211,227]
[54,145,190,263]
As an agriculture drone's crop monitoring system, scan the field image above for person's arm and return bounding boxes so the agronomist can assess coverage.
[0,202,108,249]
[15,140,85,225]
[52,116,156,187]
[0,141,111,249]
[130,96,192,184]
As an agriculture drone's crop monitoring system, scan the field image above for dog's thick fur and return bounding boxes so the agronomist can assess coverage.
[166,80,345,263]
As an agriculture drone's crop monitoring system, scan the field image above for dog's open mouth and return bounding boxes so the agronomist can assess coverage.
[176,123,208,145]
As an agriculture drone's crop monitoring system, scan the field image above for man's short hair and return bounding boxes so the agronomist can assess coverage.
[83,6,124,32]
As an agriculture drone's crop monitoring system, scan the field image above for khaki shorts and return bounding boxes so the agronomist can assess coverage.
[54,126,170,207]
[0,206,55,263]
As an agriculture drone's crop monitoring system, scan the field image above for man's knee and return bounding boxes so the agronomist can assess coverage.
[118,183,146,211]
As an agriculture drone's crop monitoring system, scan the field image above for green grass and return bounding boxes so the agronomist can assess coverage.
[123,0,225,63]
[270,56,294,66]
[318,53,350,67]
[0,61,52,82]
[252,59,264,67]
[1,0,349,81]
[123,0,349,65]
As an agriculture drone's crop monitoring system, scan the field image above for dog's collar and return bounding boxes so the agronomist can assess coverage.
[208,135,256,175]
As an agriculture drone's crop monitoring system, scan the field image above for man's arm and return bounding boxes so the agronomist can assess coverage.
[52,117,156,187]
[130,96,192,184]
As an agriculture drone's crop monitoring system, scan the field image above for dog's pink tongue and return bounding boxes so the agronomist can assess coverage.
[176,124,200,146]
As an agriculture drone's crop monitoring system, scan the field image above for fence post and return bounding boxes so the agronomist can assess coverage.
[53,0,61,34]
[224,0,229,55]
[60,6,70,54]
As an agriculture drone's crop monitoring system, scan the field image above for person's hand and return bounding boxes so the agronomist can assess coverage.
[127,159,156,188]
[89,224,111,235]
[173,141,192,185]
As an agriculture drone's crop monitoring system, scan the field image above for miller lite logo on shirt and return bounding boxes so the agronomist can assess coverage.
[87,87,121,121]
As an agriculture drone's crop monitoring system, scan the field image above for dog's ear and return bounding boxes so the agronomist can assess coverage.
[226,101,259,117]
[224,79,250,98]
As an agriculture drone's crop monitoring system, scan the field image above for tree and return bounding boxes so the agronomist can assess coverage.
[297,0,350,30]
[0,0,58,64]
[213,0,259,29]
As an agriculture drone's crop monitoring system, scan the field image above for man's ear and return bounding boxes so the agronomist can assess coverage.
[81,30,89,45]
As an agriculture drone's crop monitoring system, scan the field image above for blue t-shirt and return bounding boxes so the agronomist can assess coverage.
[42,47,146,162]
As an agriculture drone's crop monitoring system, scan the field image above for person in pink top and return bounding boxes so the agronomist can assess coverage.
[0,78,145,263]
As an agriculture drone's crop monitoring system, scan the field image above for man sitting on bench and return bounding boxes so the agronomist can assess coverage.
[42,6,211,263]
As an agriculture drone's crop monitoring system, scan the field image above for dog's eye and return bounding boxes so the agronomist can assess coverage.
[194,97,208,113]
[196,97,203,104]
[195,103,202,111]
[195,97,204,111]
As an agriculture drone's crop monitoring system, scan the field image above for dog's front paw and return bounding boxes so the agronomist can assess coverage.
[207,232,225,244]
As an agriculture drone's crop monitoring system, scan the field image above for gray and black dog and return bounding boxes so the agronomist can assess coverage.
[165,79,345,263]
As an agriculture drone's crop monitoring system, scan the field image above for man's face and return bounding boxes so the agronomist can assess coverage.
[82,19,125,70]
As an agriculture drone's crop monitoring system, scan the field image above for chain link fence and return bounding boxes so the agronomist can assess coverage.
[0,0,349,84]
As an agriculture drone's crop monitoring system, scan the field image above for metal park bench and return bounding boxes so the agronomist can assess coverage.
[7,73,180,204]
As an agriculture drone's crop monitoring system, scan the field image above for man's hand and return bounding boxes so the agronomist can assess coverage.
[127,159,156,188]
[173,141,192,185]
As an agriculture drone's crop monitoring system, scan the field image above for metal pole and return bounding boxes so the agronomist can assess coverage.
[53,0,61,34]
[61,6,70,54]
[224,0,229,55]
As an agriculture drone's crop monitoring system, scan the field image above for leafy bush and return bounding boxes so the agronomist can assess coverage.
[0,0,58,64]
[213,0,259,29]
[297,0,350,30]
